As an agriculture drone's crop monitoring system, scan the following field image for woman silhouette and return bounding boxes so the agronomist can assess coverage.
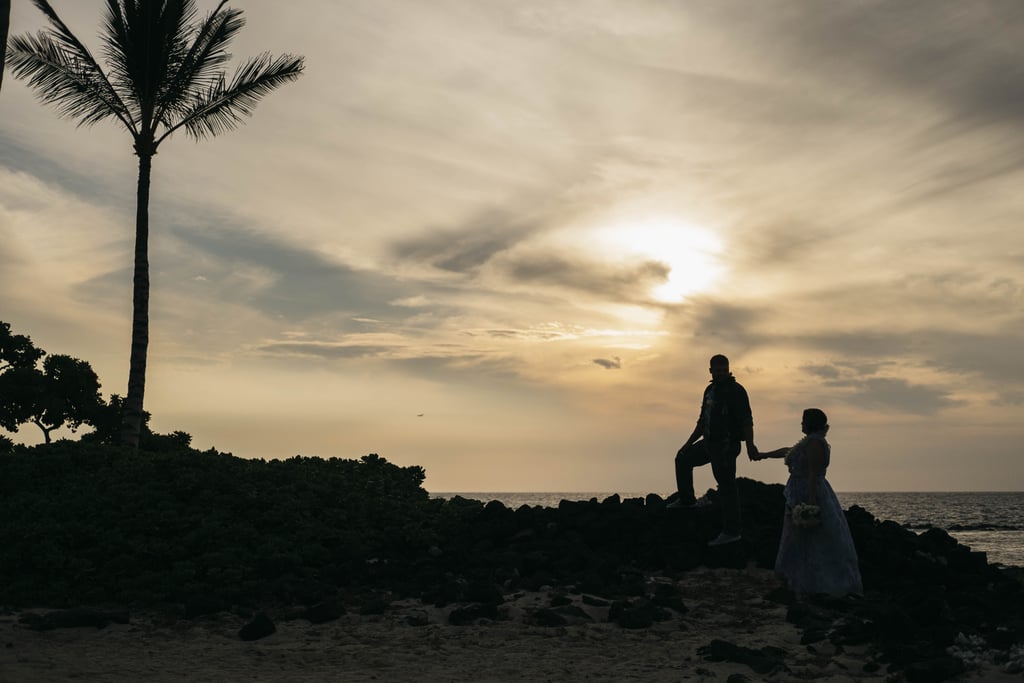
[755,408,863,597]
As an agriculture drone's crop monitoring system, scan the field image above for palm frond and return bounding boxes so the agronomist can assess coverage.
[160,53,304,144]
[7,30,134,131]
[154,2,245,127]
[20,0,135,131]
[28,0,98,63]
[99,1,129,90]
[97,0,195,128]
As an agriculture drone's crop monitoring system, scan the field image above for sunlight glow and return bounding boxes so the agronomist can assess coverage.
[593,216,724,303]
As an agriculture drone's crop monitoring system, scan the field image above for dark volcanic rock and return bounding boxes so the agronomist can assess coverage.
[448,602,497,625]
[238,612,275,641]
[549,594,572,608]
[464,581,504,606]
[183,594,229,619]
[902,656,966,683]
[529,608,567,627]
[303,600,345,624]
[698,639,787,675]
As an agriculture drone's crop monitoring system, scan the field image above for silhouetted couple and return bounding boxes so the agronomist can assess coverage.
[669,354,862,597]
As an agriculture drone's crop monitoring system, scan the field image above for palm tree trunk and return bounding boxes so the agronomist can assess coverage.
[0,0,10,93]
[121,151,152,448]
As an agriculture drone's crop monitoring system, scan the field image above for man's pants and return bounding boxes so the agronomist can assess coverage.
[675,439,742,535]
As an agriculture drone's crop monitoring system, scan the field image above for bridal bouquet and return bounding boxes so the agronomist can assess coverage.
[791,503,821,528]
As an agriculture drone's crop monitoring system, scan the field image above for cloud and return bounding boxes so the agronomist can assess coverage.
[501,252,669,303]
[802,364,841,380]
[173,226,410,318]
[673,299,764,349]
[390,209,539,274]
[593,356,621,370]
[992,391,1024,407]
[0,132,126,207]
[255,342,391,360]
[824,376,958,415]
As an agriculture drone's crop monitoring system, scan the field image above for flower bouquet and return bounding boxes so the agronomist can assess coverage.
[791,503,822,528]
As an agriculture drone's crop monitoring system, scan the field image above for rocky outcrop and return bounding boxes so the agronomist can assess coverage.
[406,479,1023,681]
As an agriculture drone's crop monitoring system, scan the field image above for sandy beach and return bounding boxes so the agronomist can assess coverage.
[2,567,1018,682]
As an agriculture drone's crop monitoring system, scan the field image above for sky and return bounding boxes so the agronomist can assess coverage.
[1,1,1022,493]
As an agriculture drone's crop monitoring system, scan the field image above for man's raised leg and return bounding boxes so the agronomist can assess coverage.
[671,440,711,506]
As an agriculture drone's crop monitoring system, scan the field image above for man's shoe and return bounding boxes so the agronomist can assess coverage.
[666,499,695,509]
[707,532,742,547]
[689,496,713,509]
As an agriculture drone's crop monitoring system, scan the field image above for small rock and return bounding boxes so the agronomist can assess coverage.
[238,612,275,641]
[529,608,568,627]
[903,656,966,683]
[448,603,497,625]
[303,600,345,624]
[549,595,572,608]
[699,639,786,675]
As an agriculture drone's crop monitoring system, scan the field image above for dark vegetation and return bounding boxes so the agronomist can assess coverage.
[0,321,188,449]
[0,442,428,609]
[1,441,1022,680]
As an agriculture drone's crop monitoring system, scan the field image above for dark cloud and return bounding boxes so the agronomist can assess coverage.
[593,356,621,370]
[70,220,443,330]
[0,132,128,208]
[921,327,1024,385]
[795,358,957,415]
[992,391,1024,407]
[485,329,567,341]
[255,342,390,359]
[731,218,836,268]
[616,61,844,131]
[700,1,1024,130]
[795,323,1024,387]
[824,376,958,415]
[802,364,841,380]
[255,339,520,384]
[679,299,764,348]
[170,226,416,321]
[391,209,538,273]
[503,253,668,302]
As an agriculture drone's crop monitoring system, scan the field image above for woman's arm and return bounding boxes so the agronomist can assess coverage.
[757,447,789,460]
[805,439,826,505]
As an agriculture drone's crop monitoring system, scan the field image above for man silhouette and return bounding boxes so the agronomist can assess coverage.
[668,354,757,546]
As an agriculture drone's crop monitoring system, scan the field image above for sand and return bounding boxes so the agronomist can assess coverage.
[1,567,1017,682]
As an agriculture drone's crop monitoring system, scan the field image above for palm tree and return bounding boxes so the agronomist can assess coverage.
[7,1,304,447]
[1,0,10,92]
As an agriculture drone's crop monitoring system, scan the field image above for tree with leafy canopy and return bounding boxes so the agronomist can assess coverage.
[0,321,46,372]
[0,322,104,444]
[82,392,193,451]
[7,1,304,448]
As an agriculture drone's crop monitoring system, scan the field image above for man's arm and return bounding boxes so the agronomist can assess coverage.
[682,388,709,449]
[681,422,702,449]
[735,385,757,459]
[743,424,758,460]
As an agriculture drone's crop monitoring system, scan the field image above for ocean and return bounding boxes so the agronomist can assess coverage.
[430,491,1024,568]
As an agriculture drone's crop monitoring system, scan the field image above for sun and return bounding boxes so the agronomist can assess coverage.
[592,216,725,303]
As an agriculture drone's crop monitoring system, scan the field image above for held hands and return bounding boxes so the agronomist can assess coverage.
[747,443,761,461]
